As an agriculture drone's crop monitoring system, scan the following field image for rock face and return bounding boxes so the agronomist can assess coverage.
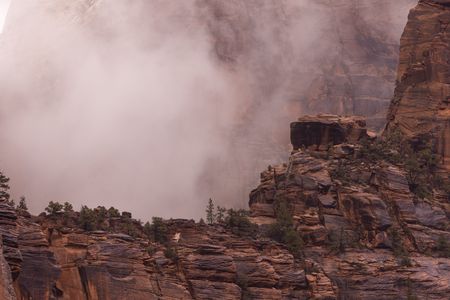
[1,113,449,299]
[386,0,450,171]
[0,215,311,299]
[290,115,369,151]
[250,117,450,299]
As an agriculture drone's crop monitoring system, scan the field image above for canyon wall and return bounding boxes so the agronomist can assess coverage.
[386,0,450,173]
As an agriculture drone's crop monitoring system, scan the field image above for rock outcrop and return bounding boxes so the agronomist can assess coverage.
[250,115,450,299]
[290,115,370,151]
[0,112,447,299]
[386,0,450,172]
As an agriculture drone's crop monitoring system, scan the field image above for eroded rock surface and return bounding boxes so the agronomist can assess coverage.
[250,117,450,299]
[290,115,370,151]
[386,0,450,171]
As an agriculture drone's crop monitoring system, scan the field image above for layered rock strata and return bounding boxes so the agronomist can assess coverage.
[290,115,370,151]
[250,115,450,299]
[386,0,450,171]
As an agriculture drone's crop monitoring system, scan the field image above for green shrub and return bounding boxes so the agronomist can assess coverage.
[63,202,73,213]
[146,217,169,244]
[78,206,97,231]
[45,201,64,215]
[164,246,178,261]
[122,211,132,219]
[388,228,412,266]
[17,196,28,211]
[120,221,139,237]
[225,209,258,238]
[216,206,226,223]
[267,201,303,258]
[107,207,120,218]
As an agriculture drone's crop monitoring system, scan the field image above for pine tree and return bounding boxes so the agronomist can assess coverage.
[107,207,120,218]
[149,217,168,243]
[216,206,226,223]
[0,171,10,203]
[17,196,28,211]
[205,198,216,224]
[63,202,73,213]
[78,205,96,231]
[45,201,63,215]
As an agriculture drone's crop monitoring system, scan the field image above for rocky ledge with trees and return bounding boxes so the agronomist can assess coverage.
[0,112,448,299]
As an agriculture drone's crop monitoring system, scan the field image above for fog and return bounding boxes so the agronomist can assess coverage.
[0,0,416,220]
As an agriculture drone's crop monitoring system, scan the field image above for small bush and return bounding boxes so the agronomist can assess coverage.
[146,217,169,244]
[63,202,73,213]
[388,228,412,266]
[267,201,303,258]
[216,206,226,223]
[225,209,258,238]
[45,201,64,215]
[122,211,132,219]
[164,246,178,261]
[17,196,28,211]
[120,221,139,237]
[107,207,120,218]
[78,206,97,231]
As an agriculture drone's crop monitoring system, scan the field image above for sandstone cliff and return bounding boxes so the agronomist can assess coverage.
[0,114,448,299]
[250,115,450,299]
[386,0,450,172]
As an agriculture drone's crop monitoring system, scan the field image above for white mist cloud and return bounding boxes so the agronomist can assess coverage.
[0,0,10,33]
[0,0,416,220]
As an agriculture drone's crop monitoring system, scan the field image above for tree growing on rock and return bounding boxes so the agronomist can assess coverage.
[78,206,97,231]
[122,211,132,219]
[205,198,216,224]
[388,227,411,266]
[146,217,168,244]
[63,202,73,213]
[267,201,303,258]
[45,201,64,215]
[17,196,28,211]
[225,209,258,238]
[107,207,120,218]
[216,206,226,223]
[0,171,10,203]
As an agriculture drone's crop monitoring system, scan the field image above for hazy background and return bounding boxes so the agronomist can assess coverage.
[0,0,416,220]
[0,0,10,32]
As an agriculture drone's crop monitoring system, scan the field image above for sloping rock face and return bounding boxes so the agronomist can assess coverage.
[250,117,450,299]
[386,0,450,171]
